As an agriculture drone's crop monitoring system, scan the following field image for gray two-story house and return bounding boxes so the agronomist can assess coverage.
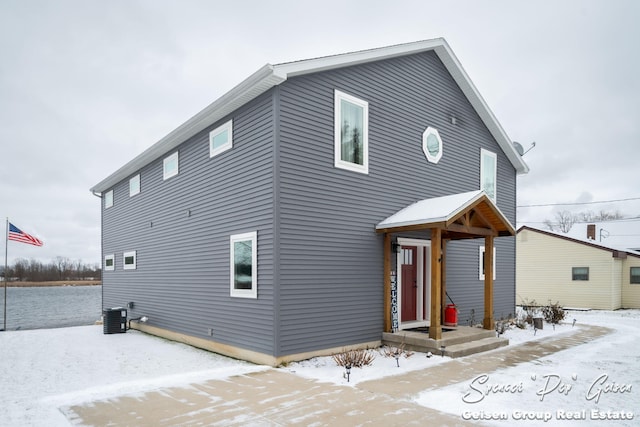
[91,39,528,366]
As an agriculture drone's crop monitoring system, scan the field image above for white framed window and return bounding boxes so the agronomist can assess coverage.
[334,90,369,174]
[129,174,140,197]
[422,127,443,164]
[104,254,115,271]
[230,231,257,298]
[209,120,233,158]
[104,190,113,209]
[123,250,137,270]
[480,149,497,201]
[631,267,640,284]
[163,152,179,180]
[479,246,496,280]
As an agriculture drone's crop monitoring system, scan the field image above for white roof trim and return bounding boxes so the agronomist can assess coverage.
[91,39,528,194]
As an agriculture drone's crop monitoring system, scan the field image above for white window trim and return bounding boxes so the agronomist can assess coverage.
[422,126,443,164]
[129,174,140,197]
[104,254,115,271]
[123,250,137,270]
[104,190,113,209]
[480,148,497,202]
[209,119,233,158]
[163,152,179,180]
[230,231,257,299]
[478,246,496,280]
[334,90,369,174]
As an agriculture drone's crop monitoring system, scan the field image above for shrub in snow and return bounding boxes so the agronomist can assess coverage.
[332,348,376,368]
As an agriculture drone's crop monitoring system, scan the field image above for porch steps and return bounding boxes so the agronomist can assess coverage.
[382,326,508,358]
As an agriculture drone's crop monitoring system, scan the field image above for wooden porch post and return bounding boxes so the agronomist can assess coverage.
[429,228,442,340]
[383,232,391,332]
[483,235,494,330]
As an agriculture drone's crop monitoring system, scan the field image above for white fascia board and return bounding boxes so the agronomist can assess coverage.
[433,43,529,175]
[91,65,284,194]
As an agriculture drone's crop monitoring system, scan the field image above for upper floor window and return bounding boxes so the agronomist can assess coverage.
[129,174,140,197]
[480,149,497,201]
[572,267,589,281]
[104,190,113,209]
[630,267,640,284]
[422,127,443,164]
[209,120,233,158]
[334,90,368,174]
[230,231,257,299]
[163,152,179,180]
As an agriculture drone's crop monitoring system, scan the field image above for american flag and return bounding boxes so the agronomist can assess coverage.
[8,222,43,247]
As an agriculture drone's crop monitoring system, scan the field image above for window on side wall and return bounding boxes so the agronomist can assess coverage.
[129,174,140,197]
[630,267,640,284]
[478,246,496,280]
[104,190,113,209]
[123,251,137,270]
[163,152,179,180]
[230,231,257,298]
[334,90,368,174]
[572,267,589,281]
[104,254,115,271]
[209,120,233,158]
[422,127,443,164]
[480,149,497,201]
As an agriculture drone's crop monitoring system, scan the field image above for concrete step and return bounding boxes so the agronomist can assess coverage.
[382,327,508,358]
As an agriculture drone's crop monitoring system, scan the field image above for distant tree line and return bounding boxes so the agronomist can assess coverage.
[1,257,100,282]
[544,209,624,233]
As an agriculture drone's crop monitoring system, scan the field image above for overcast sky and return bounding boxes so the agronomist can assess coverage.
[1,0,639,265]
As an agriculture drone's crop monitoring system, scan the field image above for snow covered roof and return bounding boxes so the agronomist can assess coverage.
[517,225,640,258]
[91,38,528,194]
[376,190,515,238]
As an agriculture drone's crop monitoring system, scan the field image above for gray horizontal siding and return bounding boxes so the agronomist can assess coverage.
[102,90,276,355]
[276,50,517,355]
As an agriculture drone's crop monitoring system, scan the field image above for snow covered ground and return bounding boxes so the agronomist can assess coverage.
[1,310,638,426]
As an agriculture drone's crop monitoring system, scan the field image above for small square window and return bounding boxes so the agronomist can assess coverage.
[129,174,140,197]
[422,127,443,164]
[572,267,589,281]
[104,254,115,271]
[334,90,368,174]
[163,152,179,180]
[631,267,640,284]
[104,190,113,209]
[209,120,233,158]
[479,246,496,280]
[123,250,137,270]
[480,149,497,202]
[230,231,257,298]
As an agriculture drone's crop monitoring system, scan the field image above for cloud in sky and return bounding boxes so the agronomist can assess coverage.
[1,0,639,264]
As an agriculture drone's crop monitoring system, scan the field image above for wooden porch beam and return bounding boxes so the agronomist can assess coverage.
[429,228,442,340]
[383,233,391,332]
[445,223,496,237]
[483,234,494,330]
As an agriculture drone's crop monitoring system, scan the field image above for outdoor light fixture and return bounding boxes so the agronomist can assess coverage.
[572,319,577,328]
[392,242,401,253]
[440,345,446,358]
[394,352,400,367]
[426,352,432,358]
[345,365,351,382]
[450,115,457,125]
[127,302,135,309]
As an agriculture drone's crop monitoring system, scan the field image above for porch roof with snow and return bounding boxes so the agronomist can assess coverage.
[375,190,515,238]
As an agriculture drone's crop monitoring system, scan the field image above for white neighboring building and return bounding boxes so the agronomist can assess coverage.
[516,225,640,310]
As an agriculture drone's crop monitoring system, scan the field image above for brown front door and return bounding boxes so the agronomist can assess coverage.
[400,246,417,322]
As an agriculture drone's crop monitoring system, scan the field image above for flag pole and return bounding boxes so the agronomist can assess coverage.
[3,218,8,331]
